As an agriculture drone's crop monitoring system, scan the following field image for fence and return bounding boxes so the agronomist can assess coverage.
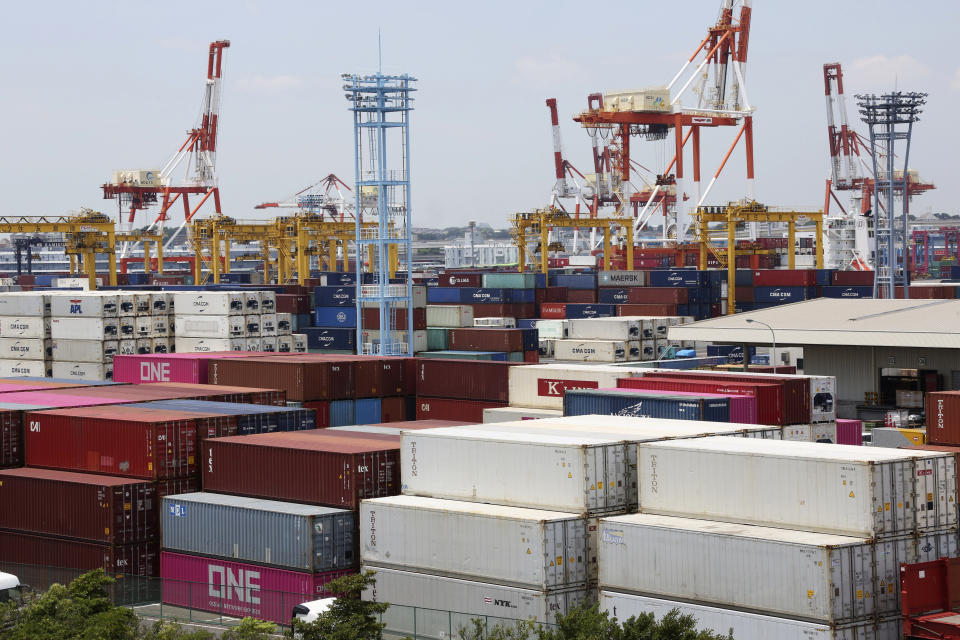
[0,562,559,639]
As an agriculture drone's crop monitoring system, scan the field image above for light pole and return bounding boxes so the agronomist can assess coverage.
[745,318,777,374]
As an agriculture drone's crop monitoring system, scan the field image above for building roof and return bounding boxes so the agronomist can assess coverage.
[668,298,960,348]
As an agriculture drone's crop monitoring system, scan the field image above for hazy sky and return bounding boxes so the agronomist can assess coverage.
[2,1,957,228]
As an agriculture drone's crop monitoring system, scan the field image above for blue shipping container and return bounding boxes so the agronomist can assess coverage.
[314,286,356,307]
[330,399,356,427]
[564,304,616,319]
[355,398,382,425]
[534,273,548,288]
[563,388,730,422]
[648,270,705,287]
[551,273,597,290]
[316,272,357,286]
[821,286,873,299]
[459,288,508,304]
[506,289,535,304]
[314,307,357,328]
[520,328,539,351]
[753,286,810,302]
[426,287,461,304]
[293,313,313,331]
[302,327,356,350]
[734,270,754,286]
[516,318,539,329]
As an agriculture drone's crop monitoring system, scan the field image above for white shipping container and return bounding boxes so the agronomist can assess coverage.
[135,316,153,338]
[175,337,245,353]
[631,317,669,339]
[783,423,839,443]
[362,330,427,353]
[117,294,136,316]
[52,339,118,363]
[135,339,152,355]
[260,313,278,336]
[50,293,118,317]
[276,313,293,335]
[151,337,171,354]
[0,338,50,360]
[566,318,641,341]
[152,316,169,338]
[508,363,640,410]
[52,361,112,381]
[553,340,627,363]
[365,566,587,631]
[0,359,50,377]
[426,305,473,328]
[538,339,555,358]
[598,271,647,287]
[811,375,838,423]
[292,334,307,352]
[640,339,656,360]
[134,294,152,315]
[244,314,261,336]
[362,495,591,589]
[638,437,958,538]
[51,317,119,340]
[598,513,956,624]
[276,335,293,353]
[401,427,628,515]
[474,317,517,328]
[245,338,262,351]
[242,291,261,312]
[118,315,136,340]
[259,291,276,313]
[260,336,277,352]
[534,319,567,339]
[149,293,169,314]
[51,277,95,289]
[627,340,641,361]
[175,315,245,338]
[483,407,564,423]
[0,317,50,339]
[118,340,137,355]
[172,292,244,316]
[599,592,901,640]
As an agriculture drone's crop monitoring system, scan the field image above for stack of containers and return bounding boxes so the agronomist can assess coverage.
[360,285,429,354]
[425,304,474,351]
[413,358,523,422]
[158,492,355,624]
[311,273,358,353]
[50,291,127,380]
[598,437,958,637]
[505,363,643,412]
[419,327,537,363]
[366,415,781,637]
[0,292,52,377]
[174,291,246,353]
[426,272,536,325]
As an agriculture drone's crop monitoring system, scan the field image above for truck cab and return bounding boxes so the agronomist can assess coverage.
[292,597,335,624]
[0,572,22,605]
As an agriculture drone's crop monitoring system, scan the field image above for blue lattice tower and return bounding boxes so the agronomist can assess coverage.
[343,72,416,355]
[856,91,926,299]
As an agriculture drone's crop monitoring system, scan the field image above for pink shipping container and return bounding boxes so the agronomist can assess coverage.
[160,552,351,624]
[113,352,260,384]
[836,419,863,446]
[601,386,758,424]
[617,377,784,426]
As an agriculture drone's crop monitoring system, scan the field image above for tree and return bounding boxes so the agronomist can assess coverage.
[137,620,215,640]
[220,617,277,639]
[458,601,733,640]
[286,572,388,640]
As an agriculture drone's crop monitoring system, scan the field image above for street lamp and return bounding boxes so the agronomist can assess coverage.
[745,318,777,374]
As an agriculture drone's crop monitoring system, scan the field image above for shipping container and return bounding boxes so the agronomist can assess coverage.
[554,340,627,363]
[508,363,638,410]
[415,397,507,422]
[174,315,245,339]
[0,337,51,360]
[51,339,117,363]
[362,495,590,590]
[202,431,400,508]
[608,386,757,424]
[448,328,525,352]
[483,406,564,422]
[566,318,641,341]
[51,360,112,380]
[0,359,49,377]
[51,317,121,340]
[400,426,628,514]
[414,359,519,402]
[0,293,50,317]
[208,357,354,401]
[564,304,616,319]
[173,292,244,315]
[160,552,350,625]
[0,467,158,543]
[597,271,647,287]
[872,427,926,448]
[129,399,311,435]
[618,376,785,425]
[637,437,957,538]
[614,304,677,317]
[161,492,355,572]
[599,591,902,640]
[425,305,473,328]
[926,391,960,446]
[0,530,158,577]
[598,513,955,624]
[365,565,587,630]
[437,272,483,287]
[563,388,730,423]
[836,419,863,445]
[25,406,197,480]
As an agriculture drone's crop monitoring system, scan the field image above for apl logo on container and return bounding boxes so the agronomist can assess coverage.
[537,379,599,397]
[69,300,83,314]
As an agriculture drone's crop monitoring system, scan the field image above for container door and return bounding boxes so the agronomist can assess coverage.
[914,454,958,532]
[566,518,587,587]
[543,520,562,589]
[827,545,859,623]
[873,462,906,537]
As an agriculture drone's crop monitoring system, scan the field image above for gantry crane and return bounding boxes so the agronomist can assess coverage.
[512,208,634,274]
[103,40,231,251]
[574,0,754,241]
[255,174,355,221]
[695,201,823,314]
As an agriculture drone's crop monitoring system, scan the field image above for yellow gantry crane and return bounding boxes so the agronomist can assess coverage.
[695,201,824,314]
[512,207,634,274]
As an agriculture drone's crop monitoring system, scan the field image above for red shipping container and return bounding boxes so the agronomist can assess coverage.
[304,401,331,427]
[25,407,197,480]
[380,396,406,422]
[539,303,567,319]
[414,359,520,402]
[751,269,816,286]
[361,306,427,330]
[618,377,785,426]
[208,357,354,401]
[437,272,483,287]
[926,392,960,446]
[135,405,238,439]
[202,431,400,508]
[275,354,405,398]
[616,304,678,316]
[113,352,257,385]
[0,408,23,468]
[735,286,755,302]
[0,468,158,544]
[625,288,689,304]
[0,530,158,577]
[415,396,508,422]
[835,419,863,446]
[16,274,35,285]
[449,328,526,352]
[566,290,597,304]
[523,350,540,363]
[536,287,568,304]
[147,382,285,406]
[156,476,201,499]
[275,293,312,314]
[832,270,875,286]
[161,552,351,625]
[470,303,535,318]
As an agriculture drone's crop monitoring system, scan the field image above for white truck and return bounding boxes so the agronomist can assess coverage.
[0,572,21,605]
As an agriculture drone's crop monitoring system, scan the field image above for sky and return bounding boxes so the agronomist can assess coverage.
[2,1,958,229]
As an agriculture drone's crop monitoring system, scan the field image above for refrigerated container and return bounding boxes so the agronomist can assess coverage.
[0,316,51,338]
[0,293,50,317]
[553,340,627,363]
[50,293,118,317]
[51,361,112,380]
[161,492,355,572]
[566,318,641,341]
[0,338,51,360]
[173,292,244,315]
[176,337,245,353]
[174,315,245,338]
[51,317,120,340]
[51,339,118,363]
[482,406,564,422]
[618,376,785,425]
[637,437,957,538]
[0,359,50,377]
[508,364,638,410]
[425,305,474,328]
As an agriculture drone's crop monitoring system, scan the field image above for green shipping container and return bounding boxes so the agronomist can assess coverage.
[481,273,537,289]
[416,350,505,361]
[427,328,450,350]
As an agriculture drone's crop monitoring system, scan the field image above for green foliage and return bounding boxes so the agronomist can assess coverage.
[286,571,387,640]
[457,601,733,640]
[220,617,277,639]
[137,620,215,640]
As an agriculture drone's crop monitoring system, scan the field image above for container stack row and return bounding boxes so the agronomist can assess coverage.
[173,291,299,354]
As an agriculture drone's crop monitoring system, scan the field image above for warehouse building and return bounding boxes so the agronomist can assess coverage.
[668,298,960,418]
